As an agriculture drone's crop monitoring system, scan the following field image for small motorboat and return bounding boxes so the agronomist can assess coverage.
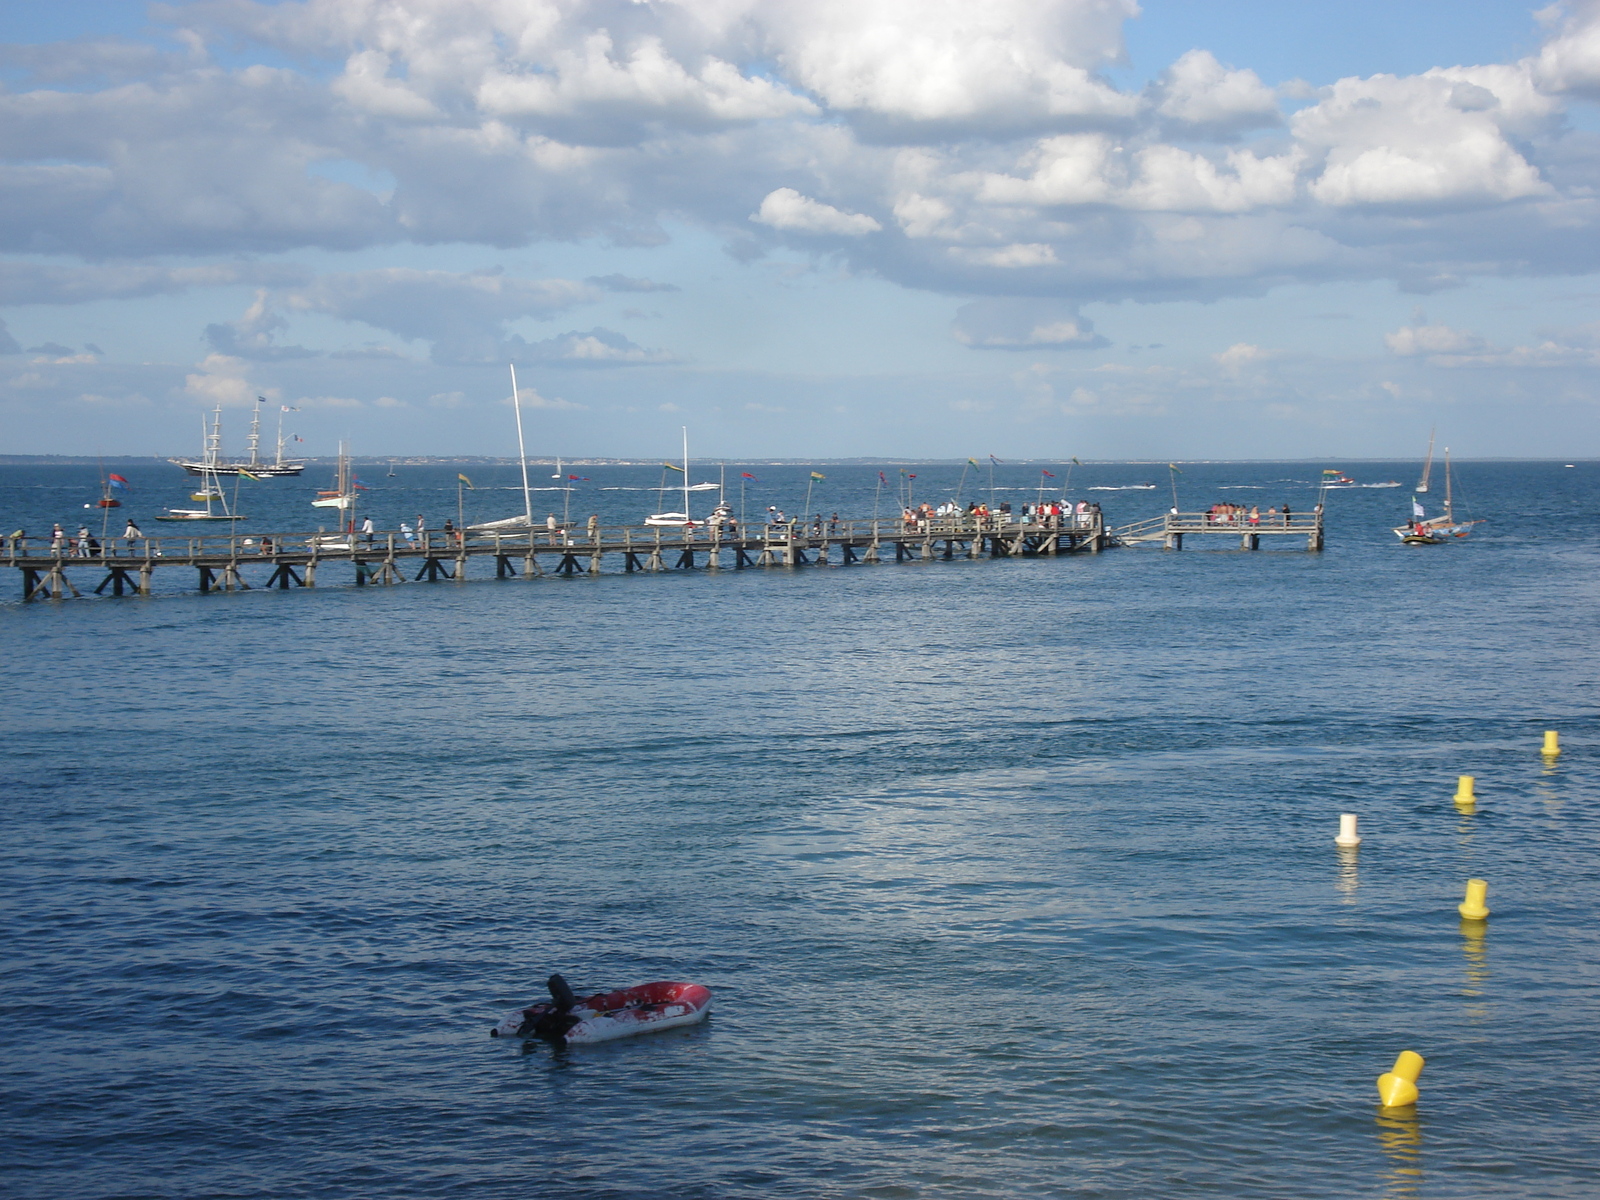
[490,975,711,1044]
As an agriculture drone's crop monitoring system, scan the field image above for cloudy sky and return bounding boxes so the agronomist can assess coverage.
[3,0,1600,459]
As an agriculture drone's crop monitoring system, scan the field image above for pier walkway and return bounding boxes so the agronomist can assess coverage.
[7,513,1105,600]
[1110,510,1324,551]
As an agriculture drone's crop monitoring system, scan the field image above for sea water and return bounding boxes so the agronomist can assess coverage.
[1,460,1597,1199]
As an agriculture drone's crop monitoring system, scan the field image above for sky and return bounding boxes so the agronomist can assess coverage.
[2,0,1600,460]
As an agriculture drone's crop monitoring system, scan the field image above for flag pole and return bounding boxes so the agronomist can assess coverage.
[804,471,815,519]
[955,459,970,508]
[987,456,995,510]
[1169,463,1181,512]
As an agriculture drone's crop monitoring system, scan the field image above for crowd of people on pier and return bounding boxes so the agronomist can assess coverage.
[1200,503,1316,526]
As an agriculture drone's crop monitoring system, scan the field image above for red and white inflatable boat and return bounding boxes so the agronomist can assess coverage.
[490,979,712,1044]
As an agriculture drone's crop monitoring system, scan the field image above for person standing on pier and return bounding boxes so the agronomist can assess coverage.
[361,516,374,548]
[587,514,599,540]
[1282,504,1292,526]
[123,518,141,555]
[546,513,559,544]
[415,514,426,548]
[50,523,64,553]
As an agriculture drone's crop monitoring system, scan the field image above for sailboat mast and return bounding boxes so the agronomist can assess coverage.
[275,405,286,466]
[1418,428,1435,492]
[510,364,533,524]
[207,406,222,467]
[246,398,263,467]
[1443,448,1453,522]
[681,427,690,522]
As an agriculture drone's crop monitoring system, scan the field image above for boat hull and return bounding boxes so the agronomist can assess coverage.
[491,980,711,1044]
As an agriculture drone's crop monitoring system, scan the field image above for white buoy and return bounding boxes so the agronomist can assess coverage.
[1335,813,1362,847]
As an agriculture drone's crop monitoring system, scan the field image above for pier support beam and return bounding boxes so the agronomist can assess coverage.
[94,566,139,596]
[27,563,79,600]
[416,557,454,581]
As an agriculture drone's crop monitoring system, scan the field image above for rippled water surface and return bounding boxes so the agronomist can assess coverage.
[3,461,1598,1198]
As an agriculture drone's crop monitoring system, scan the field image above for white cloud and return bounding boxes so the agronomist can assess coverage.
[1151,50,1280,133]
[1385,322,1490,356]
[952,299,1108,349]
[1296,69,1555,206]
[752,188,881,236]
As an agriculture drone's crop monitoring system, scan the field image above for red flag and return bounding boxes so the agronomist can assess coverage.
[741,472,757,479]
[1041,470,1055,477]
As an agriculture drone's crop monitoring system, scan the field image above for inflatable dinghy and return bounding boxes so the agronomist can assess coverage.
[491,975,711,1044]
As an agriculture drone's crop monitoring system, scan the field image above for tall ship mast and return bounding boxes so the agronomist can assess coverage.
[170,397,306,476]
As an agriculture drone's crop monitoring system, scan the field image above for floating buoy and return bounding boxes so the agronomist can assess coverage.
[1377,1050,1425,1108]
[1454,775,1476,811]
[1335,813,1362,847]
[1542,731,1560,758]
[1458,878,1490,921]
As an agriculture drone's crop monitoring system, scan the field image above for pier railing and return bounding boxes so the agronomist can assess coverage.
[1110,510,1324,551]
[6,512,1107,600]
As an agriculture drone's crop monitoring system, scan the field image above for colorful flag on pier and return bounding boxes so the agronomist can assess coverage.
[1041,470,1055,478]
[237,469,263,481]
[741,472,758,480]
[458,474,474,488]
[1072,457,1082,465]
[1168,463,1182,473]
[878,471,887,483]
[990,455,1002,464]
[967,458,979,468]
[664,461,685,472]
[107,474,129,490]
[810,471,825,481]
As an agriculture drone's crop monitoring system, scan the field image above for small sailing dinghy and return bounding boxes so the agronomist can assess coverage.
[490,974,711,1044]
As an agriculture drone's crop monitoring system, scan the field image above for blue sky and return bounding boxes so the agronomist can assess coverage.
[3,1,1599,459]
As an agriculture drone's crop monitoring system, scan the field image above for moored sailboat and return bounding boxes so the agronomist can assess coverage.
[646,428,695,526]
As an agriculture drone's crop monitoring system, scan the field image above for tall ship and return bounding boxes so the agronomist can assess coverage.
[172,398,306,477]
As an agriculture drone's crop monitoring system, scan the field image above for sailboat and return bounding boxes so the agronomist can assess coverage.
[1394,448,1481,544]
[172,399,306,476]
[158,412,246,520]
[1416,428,1435,493]
[311,443,362,509]
[646,429,695,526]
[470,364,541,532]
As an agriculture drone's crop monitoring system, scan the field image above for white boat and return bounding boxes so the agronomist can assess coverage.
[469,365,540,532]
[646,428,698,525]
[157,412,246,520]
[311,444,360,510]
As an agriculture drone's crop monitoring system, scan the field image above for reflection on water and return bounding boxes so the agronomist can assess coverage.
[1461,918,1491,1023]
[1335,846,1359,903]
[1375,1109,1424,1198]
[1537,760,1564,819]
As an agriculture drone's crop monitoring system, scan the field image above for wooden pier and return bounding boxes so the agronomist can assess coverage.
[6,513,1106,600]
[1110,510,1324,551]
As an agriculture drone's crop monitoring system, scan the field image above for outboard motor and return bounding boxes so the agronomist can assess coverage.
[514,973,583,1042]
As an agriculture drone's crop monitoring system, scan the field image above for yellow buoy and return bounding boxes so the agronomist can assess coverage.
[1377,1050,1425,1108]
[1453,775,1476,811]
[1542,730,1560,757]
[1458,878,1490,921]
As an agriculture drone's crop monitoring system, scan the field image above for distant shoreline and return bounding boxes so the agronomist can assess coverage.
[0,455,1588,467]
